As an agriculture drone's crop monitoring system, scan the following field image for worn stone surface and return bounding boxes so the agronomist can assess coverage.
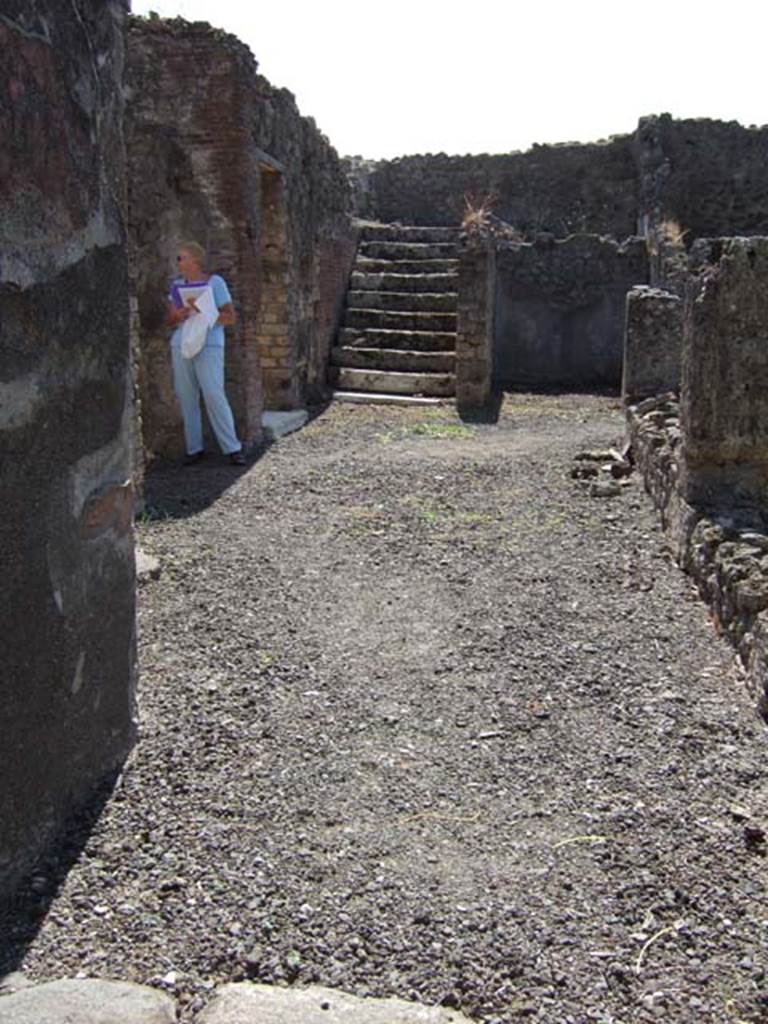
[262,409,309,440]
[680,236,768,509]
[622,286,683,402]
[493,233,648,388]
[126,16,355,457]
[334,224,458,399]
[199,983,477,1024]
[0,979,175,1024]
[0,1,136,905]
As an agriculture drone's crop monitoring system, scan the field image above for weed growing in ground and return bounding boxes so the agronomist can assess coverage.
[375,420,475,443]
[410,422,474,440]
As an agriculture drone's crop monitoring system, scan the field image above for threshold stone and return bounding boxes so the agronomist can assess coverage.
[0,978,176,1024]
[262,409,309,439]
[198,983,478,1024]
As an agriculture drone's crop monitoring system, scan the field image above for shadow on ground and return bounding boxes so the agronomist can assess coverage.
[142,401,334,521]
[0,773,119,978]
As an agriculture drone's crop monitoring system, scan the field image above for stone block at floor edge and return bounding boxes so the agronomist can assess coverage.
[0,979,176,1024]
[197,982,478,1024]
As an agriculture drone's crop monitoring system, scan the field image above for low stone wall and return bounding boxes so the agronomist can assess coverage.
[0,1,136,903]
[628,396,768,711]
[493,234,648,389]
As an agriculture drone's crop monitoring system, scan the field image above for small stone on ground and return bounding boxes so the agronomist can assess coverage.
[135,547,161,582]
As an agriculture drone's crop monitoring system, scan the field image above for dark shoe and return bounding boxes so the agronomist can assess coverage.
[182,450,205,467]
[228,450,246,466]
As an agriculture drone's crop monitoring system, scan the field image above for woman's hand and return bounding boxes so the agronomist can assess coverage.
[216,302,236,327]
[166,302,196,326]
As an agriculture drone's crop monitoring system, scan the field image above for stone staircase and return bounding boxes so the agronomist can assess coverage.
[331,224,460,401]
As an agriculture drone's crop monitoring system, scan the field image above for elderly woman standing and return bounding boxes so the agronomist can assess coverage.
[166,241,245,466]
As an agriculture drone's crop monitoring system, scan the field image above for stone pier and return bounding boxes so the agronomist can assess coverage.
[622,286,683,403]
[455,237,495,415]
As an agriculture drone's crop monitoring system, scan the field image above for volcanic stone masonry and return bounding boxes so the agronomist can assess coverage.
[491,233,648,390]
[626,237,768,712]
[356,115,768,243]
[0,1,137,906]
[125,16,356,459]
[622,286,683,403]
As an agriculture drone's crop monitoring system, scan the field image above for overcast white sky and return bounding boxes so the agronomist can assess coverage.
[130,0,768,160]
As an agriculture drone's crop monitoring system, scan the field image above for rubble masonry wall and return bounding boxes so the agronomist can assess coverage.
[493,234,649,389]
[365,139,639,237]
[627,237,768,714]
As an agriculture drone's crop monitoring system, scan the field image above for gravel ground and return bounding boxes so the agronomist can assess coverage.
[5,394,768,1023]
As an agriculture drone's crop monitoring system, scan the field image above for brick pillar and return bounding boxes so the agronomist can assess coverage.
[680,237,768,511]
[456,237,496,416]
[622,285,683,404]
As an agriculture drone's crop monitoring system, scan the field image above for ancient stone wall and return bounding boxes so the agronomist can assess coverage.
[493,234,649,389]
[126,17,354,458]
[635,115,768,244]
[365,140,639,237]
[0,1,136,903]
[680,237,768,510]
[627,237,768,715]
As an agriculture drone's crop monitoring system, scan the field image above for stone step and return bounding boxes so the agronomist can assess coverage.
[338,327,456,352]
[356,257,460,274]
[359,224,461,243]
[333,367,455,397]
[331,346,456,373]
[350,271,458,294]
[332,390,447,406]
[344,308,457,332]
[360,241,458,261]
[346,290,457,313]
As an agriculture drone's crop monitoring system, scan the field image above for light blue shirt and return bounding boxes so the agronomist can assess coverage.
[169,274,232,350]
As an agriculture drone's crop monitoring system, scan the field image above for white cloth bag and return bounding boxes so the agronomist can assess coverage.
[180,285,219,359]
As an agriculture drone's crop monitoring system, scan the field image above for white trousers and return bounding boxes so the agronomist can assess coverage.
[171,344,241,455]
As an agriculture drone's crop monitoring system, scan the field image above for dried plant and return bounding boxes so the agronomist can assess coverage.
[461,191,498,233]
[658,218,689,247]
